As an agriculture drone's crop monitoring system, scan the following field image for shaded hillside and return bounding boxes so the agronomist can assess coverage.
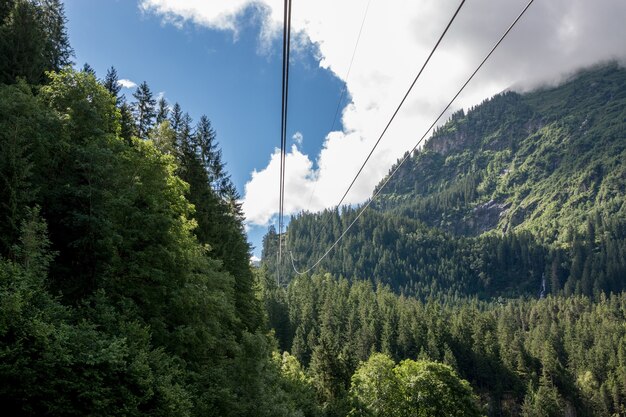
[266,63,626,299]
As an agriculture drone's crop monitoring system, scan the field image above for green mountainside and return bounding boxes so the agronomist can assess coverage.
[377,63,625,239]
[268,63,626,299]
[258,64,626,417]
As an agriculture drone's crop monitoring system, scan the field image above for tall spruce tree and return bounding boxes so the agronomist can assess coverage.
[132,81,156,139]
[168,109,261,331]
[39,0,73,71]
[156,96,169,125]
[169,102,183,146]
[0,0,46,84]
[102,66,122,105]
[194,115,228,195]
[119,102,134,143]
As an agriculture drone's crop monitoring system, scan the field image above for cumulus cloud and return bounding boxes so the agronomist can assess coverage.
[243,144,318,225]
[292,132,303,146]
[118,79,137,89]
[140,0,626,226]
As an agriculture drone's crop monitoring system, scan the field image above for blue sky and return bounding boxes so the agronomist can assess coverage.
[64,0,345,257]
[64,0,626,260]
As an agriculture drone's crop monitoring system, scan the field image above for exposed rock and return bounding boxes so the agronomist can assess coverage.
[425,130,470,156]
[468,199,511,234]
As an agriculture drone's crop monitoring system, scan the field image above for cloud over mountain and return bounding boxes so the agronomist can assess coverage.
[140,0,626,226]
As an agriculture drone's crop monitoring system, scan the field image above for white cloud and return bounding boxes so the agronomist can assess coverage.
[140,0,626,226]
[118,79,137,89]
[292,132,303,146]
[242,144,318,225]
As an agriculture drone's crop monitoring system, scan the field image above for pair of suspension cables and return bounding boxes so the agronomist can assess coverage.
[277,0,292,285]
[278,0,536,279]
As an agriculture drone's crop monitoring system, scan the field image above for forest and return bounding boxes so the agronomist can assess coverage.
[269,64,626,301]
[261,273,626,416]
[261,63,626,415]
[1,1,625,416]
[0,1,317,415]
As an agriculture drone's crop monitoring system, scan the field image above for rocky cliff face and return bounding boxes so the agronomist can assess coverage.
[425,129,470,155]
[469,199,511,234]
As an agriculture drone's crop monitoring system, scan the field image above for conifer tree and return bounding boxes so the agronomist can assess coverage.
[39,0,73,71]
[0,0,72,84]
[0,82,50,256]
[0,0,16,23]
[119,102,134,143]
[132,81,156,139]
[169,102,183,134]
[0,0,46,84]
[156,96,169,125]
[102,66,122,105]
[81,62,95,76]
[194,115,227,193]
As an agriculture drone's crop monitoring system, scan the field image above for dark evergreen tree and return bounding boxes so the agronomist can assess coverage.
[81,62,95,76]
[0,81,54,256]
[38,0,73,71]
[169,102,183,137]
[0,0,72,84]
[102,66,122,105]
[156,95,169,125]
[119,102,134,143]
[0,0,16,23]
[0,0,46,84]
[194,115,225,190]
[132,80,156,139]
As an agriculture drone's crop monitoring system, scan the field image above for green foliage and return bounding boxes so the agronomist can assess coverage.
[133,81,156,139]
[349,353,398,417]
[273,205,557,299]
[103,66,122,106]
[0,0,46,84]
[349,353,482,417]
[0,81,56,256]
[275,351,321,417]
[521,379,565,417]
[0,9,301,412]
[392,359,482,417]
[0,0,72,84]
[263,274,626,416]
[0,211,193,416]
[266,64,626,300]
[172,108,262,331]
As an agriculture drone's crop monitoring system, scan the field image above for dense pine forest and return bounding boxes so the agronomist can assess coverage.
[261,274,626,416]
[2,1,626,417]
[0,1,318,415]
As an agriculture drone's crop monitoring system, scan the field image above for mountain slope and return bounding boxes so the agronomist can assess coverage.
[267,63,626,299]
[377,62,626,239]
